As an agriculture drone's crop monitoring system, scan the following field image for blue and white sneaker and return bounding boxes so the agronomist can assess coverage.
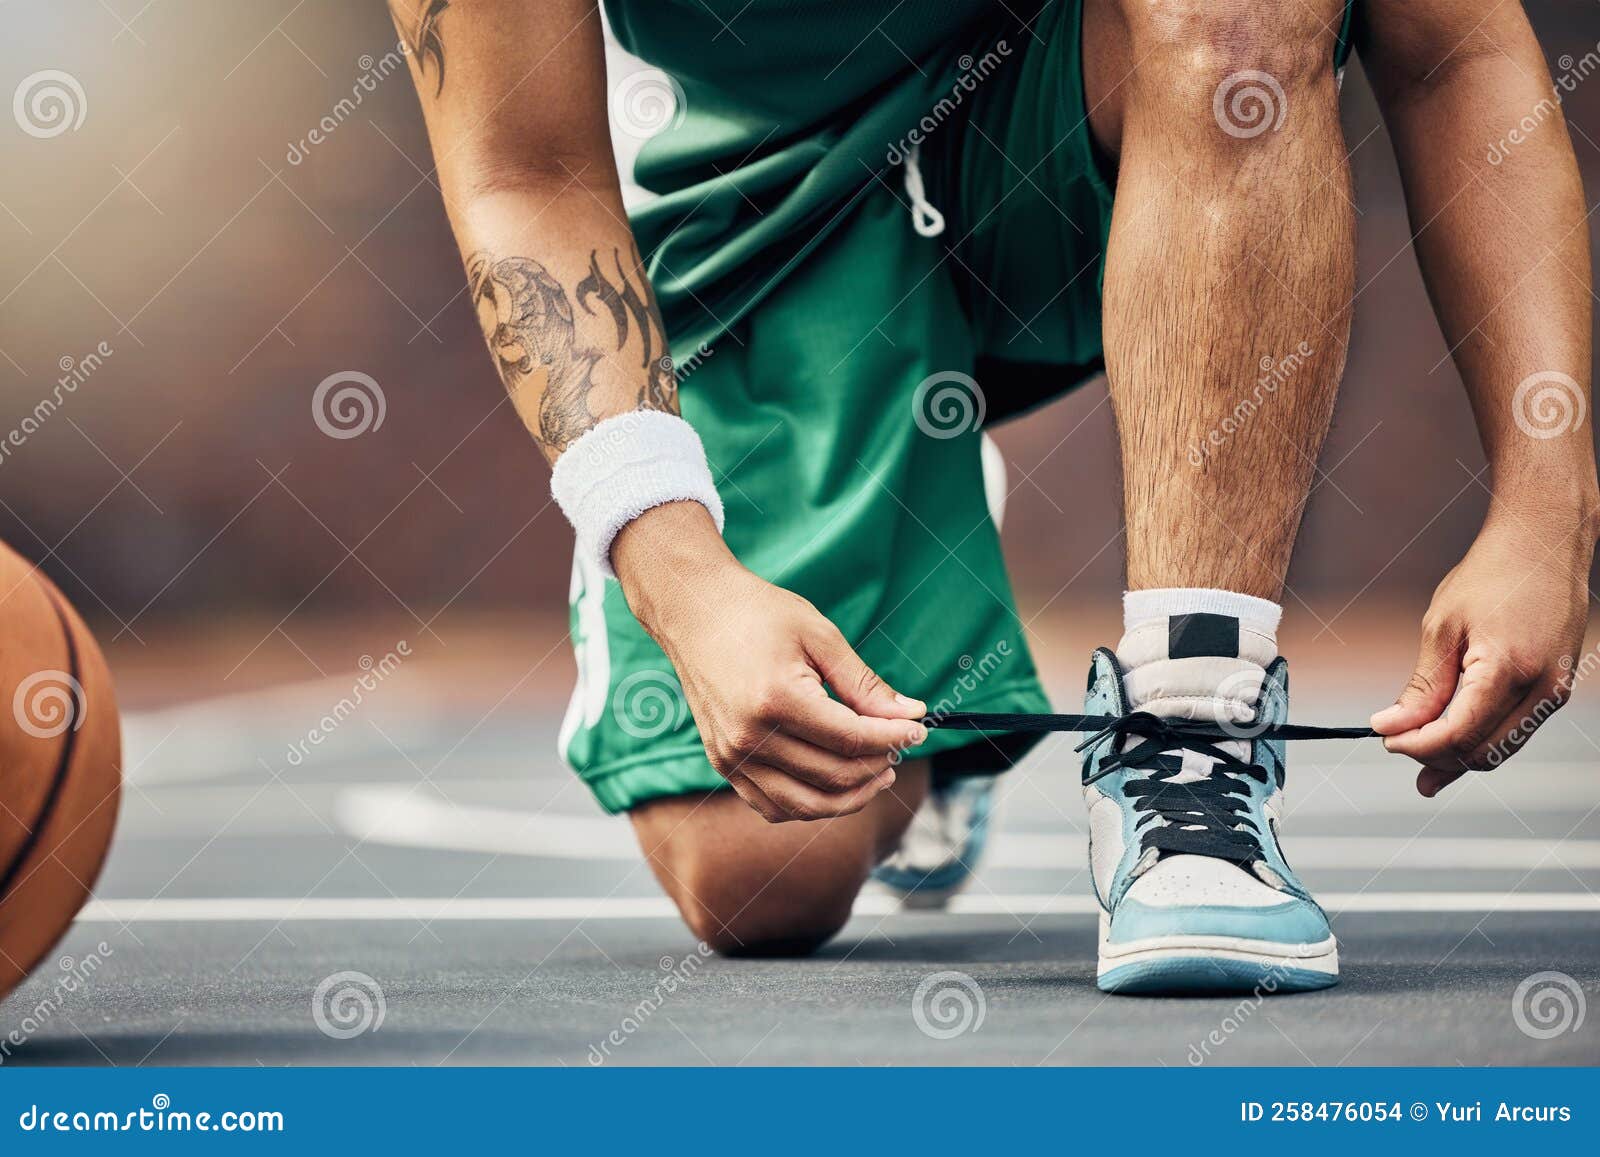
[1082,642,1338,995]
[872,776,995,909]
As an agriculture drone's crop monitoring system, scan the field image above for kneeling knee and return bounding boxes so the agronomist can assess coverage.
[687,907,851,958]
[673,871,861,958]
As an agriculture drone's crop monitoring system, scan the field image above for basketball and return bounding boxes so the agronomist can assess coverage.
[0,540,120,1002]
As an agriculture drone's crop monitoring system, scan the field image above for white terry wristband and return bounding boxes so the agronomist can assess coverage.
[549,411,726,580]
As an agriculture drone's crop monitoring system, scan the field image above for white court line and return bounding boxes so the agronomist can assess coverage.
[334,787,1600,870]
[77,892,1600,923]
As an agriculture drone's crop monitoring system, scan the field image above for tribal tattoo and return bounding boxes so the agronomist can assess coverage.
[466,248,678,455]
[575,247,678,411]
[390,0,450,95]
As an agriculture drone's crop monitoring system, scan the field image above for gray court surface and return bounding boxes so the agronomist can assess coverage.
[3,681,1598,1067]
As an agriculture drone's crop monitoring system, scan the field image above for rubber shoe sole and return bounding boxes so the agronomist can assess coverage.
[1097,911,1339,995]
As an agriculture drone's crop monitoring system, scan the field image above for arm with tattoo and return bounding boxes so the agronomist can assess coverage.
[467,245,678,456]
[389,0,449,94]
[391,0,926,823]
[388,0,677,464]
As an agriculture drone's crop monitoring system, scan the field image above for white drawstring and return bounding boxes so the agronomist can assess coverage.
[902,142,946,238]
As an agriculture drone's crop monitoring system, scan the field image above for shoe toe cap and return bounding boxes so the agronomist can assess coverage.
[1110,856,1330,945]
[1109,894,1331,945]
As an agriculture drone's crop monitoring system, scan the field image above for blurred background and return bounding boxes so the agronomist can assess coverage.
[1,1,1599,1067]
[0,1,1597,704]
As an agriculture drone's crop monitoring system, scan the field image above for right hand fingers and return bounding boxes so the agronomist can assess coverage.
[779,687,928,758]
[755,732,898,793]
[708,695,919,779]
[728,764,897,824]
[803,621,925,720]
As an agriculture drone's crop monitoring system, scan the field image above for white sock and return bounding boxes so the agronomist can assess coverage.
[1116,587,1282,725]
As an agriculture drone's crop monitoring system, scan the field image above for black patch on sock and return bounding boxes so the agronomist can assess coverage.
[1168,613,1239,659]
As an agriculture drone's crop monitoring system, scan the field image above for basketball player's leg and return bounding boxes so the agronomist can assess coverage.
[1067,0,1357,993]
[629,760,930,956]
[1083,0,1356,592]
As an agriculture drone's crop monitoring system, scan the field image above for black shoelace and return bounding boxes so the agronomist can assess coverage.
[924,712,1376,865]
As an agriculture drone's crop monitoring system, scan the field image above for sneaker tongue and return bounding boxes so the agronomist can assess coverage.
[1116,612,1273,726]
[1115,613,1273,774]
[1122,656,1265,727]
[1099,612,1285,864]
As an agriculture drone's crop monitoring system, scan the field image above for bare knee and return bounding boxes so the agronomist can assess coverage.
[1114,0,1345,102]
[677,873,858,959]
[631,769,929,958]
[631,792,885,958]
[666,838,865,956]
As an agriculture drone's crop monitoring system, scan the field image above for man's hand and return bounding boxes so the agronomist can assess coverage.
[1357,1,1597,794]
[613,502,927,823]
[1372,511,1595,796]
